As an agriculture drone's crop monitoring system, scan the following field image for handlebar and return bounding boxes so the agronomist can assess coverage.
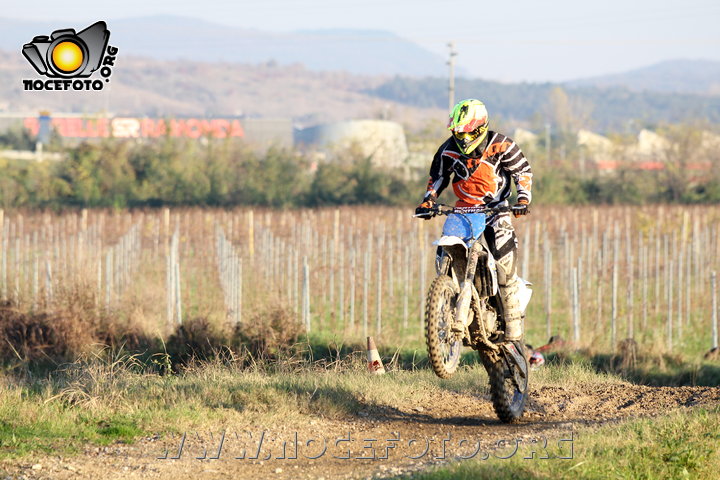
[414,203,510,218]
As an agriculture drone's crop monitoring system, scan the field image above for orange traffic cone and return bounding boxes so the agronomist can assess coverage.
[367,336,386,375]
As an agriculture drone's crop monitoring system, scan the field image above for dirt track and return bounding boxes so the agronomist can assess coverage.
[3,382,719,480]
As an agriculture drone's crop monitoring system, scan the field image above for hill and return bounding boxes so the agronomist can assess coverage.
[0,49,446,127]
[565,59,720,96]
[0,15,449,77]
[3,44,720,133]
[367,76,720,131]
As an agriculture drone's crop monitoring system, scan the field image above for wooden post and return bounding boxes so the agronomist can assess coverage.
[376,256,382,336]
[363,251,369,339]
[544,244,552,339]
[349,249,356,330]
[420,236,427,331]
[404,244,410,330]
[303,256,310,332]
[1,221,6,302]
[106,250,113,309]
[339,243,345,328]
[572,267,579,344]
[238,256,243,325]
[611,252,618,351]
[667,260,673,352]
[711,271,718,350]
[175,258,182,325]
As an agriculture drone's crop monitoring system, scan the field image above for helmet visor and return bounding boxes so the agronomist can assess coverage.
[453,124,488,154]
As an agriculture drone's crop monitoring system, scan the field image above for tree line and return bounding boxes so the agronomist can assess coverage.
[0,128,718,209]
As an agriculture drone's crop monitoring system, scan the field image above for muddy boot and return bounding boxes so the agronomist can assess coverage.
[500,274,524,341]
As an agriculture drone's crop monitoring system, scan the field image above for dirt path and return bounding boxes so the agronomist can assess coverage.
[3,382,719,480]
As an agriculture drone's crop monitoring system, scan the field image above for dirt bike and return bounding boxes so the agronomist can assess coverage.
[416,203,532,423]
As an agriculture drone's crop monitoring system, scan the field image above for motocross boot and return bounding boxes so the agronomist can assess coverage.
[499,273,524,341]
[495,247,524,341]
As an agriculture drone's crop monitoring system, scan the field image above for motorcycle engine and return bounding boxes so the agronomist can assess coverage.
[481,308,497,336]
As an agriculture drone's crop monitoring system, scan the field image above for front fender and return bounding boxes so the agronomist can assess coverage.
[433,236,468,249]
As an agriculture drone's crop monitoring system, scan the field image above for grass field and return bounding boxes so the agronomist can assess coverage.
[1,205,719,478]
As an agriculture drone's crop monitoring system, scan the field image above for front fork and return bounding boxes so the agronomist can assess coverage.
[452,242,481,332]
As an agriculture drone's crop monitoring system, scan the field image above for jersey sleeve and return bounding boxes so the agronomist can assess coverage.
[424,140,453,201]
[499,138,533,204]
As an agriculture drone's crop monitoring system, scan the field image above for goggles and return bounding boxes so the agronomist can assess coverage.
[453,124,488,142]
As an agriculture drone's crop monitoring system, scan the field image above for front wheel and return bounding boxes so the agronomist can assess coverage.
[485,342,529,423]
[425,275,462,379]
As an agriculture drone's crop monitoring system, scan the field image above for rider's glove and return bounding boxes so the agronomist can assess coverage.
[414,198,436,220]
[512,199,530,217]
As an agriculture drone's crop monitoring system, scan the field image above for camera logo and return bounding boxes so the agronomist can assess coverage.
[22,21,119,91]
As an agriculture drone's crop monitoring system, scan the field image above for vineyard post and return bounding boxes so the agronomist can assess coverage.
[45,259,52,306]
[349,249,356,330]
[1,221,6,302]
[685,243,691,331]
[363,251,369,339]
[572,267,580,344]
[294,248,300,317]
[321,236,328,310]
[628,250,634,340]
[339,242,345,328]
[175,256,182,325]
[420,232,428,330]
[302,256,310,332]
[286,245,292,306]
[404,244,410,329]
[0,210,3,301]
[106,250,113,309]
[166,251,174,325]
[237,257,243,325]
[611,244,618,351]
[32,233,39,310]
[14,237,20,304]
[376,255,382,335]
[330,239,335,323]
[641,241,648,331]
[667,260,673,351]
[655,233,660,316]
[577,255,582,332]
[388,236,394,311]
[711,271,718,350]
[544,241,552,339]
[248,210,254,260]
[678,253,684,340]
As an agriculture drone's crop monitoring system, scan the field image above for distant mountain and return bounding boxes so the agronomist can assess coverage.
[0,15,449,76]
[367,76,720,130]
[0,49,446,127]
[565,60,720,96]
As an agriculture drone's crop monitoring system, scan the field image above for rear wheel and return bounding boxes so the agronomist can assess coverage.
[485,342,529,423]
[425,275,462,379]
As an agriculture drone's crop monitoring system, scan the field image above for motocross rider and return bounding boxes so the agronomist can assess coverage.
[415,99,532,341]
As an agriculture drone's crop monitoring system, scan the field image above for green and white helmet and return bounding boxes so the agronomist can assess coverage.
[447,99,489,155]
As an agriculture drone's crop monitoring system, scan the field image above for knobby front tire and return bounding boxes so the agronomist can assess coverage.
[425,275,462,379]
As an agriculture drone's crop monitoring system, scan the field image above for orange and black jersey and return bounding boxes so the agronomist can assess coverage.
[424,132,532,208]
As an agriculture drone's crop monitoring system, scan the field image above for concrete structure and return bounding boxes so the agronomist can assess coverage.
[295,120,409,168]
[512,128,538,146]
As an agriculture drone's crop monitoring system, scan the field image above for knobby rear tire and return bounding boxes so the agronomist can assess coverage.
[486,342,529,423]
[425,275,462,379]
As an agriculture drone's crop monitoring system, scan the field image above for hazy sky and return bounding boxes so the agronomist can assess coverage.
[7,0,720,82]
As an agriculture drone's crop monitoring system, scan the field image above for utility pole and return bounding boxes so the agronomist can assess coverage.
[447,42,458,111]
